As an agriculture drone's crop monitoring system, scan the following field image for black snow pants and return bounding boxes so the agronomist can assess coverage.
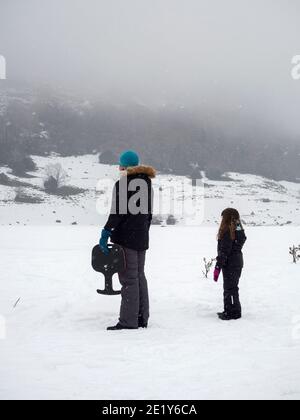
[222,267,242,316]
[118,247,149,328]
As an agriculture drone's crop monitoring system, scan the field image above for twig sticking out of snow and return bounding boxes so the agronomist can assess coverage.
[202,258,216,278]
[13,298,21,309]
[289,245,300,264]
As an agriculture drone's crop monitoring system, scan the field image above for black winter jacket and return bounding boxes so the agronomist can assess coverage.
[217,227,247,269]
[104,166,156,252]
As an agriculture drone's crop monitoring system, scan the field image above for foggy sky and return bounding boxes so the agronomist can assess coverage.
[1,0,300,135]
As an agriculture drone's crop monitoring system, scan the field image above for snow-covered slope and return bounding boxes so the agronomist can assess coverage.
[0,226,299,400]
[0,154,299,226]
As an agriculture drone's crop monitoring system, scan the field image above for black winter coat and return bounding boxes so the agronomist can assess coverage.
[104,166,156,252]
[217,227,247,269]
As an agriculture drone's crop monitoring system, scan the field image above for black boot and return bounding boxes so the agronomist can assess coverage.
[107,323,138,331]
[138,316,148,329]
[218,312,241,321]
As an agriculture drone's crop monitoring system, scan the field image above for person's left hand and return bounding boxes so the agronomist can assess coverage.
[213,266,221,282]
[99,229,111,255]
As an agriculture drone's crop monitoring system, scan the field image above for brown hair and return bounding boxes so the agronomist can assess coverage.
[218,208,241,241]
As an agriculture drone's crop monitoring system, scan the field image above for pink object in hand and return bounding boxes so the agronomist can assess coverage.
[213,267,221,282]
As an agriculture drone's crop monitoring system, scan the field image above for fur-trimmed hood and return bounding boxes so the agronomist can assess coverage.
[126,165,156,179]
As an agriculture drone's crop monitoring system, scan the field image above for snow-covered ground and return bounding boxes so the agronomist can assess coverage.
[0,154,299,399]
[0,154,299,226]
[0,225,300,400]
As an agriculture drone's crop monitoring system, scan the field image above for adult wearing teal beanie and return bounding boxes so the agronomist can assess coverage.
[119,150,139,168]
[99,150,156,331]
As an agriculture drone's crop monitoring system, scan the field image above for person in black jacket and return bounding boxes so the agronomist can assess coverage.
[213,208,247,321]
[99,150,156,331]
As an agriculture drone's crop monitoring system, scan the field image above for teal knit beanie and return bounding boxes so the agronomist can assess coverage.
[119,150,139,167]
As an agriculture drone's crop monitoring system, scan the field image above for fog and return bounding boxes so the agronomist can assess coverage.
[1,0,300,135]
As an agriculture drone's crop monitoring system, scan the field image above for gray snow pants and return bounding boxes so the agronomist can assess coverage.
[118,247,149,328]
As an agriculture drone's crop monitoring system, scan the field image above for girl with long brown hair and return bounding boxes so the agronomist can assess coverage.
[214,208,247,320]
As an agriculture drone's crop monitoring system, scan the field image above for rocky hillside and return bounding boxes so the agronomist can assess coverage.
[1,85,299,182]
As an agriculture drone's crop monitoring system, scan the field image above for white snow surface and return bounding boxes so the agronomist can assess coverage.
[0,225,300,400]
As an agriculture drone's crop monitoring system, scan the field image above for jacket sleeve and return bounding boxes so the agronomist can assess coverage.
[217,231,233,268]
[240,231,247,249]
[104,181,126,232]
